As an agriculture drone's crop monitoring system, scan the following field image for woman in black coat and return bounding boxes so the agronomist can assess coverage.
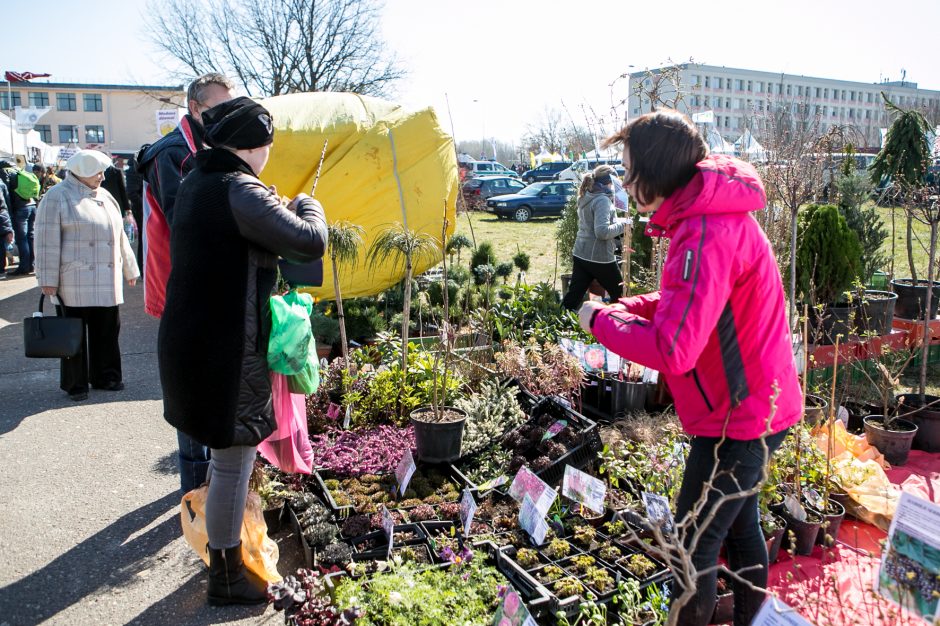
[158,97,327,605]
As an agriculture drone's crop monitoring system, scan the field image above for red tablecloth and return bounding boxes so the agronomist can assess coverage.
[762,450,940,625]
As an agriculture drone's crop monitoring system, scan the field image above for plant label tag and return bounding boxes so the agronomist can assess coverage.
[460,488,477,538]
[750,597,814,625]
[327,403,340,419]
[381,505,394,558]
[541,420,568,441]
[342,405,352,429]
[491,588,537,626]
[804,488,823,510]
[562,465,606,515]
[642,491,674,533]
[519,494,548,545]
[396,448,416,497]
[878,492,940,623]
[477,475,509,492]
[509,465,556,515]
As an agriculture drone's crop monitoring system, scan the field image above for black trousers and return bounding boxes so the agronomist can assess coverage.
[59,305,122,394]
[562,256,623,310]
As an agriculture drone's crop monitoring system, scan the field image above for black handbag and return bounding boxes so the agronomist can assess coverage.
[23,294,83,358]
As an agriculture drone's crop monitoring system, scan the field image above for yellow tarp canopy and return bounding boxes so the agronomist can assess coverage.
[261,92,458,299]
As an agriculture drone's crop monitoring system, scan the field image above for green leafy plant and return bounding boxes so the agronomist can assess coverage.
[445,233,472,265]
[456,378,526,456]
[793,204,863,305]
[835,152,887,284]
[545,538,572,559]
[553,576,585,599]
[515,547,539,569]
[571,525,597,549]
[367,223,440,371]
[620,553,657,579]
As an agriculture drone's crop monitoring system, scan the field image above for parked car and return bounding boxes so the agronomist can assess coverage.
[555,158,626,181]
[520,161,572,183]
[462,175,527,200]
[485,181,576,222]
[461,160,519,178]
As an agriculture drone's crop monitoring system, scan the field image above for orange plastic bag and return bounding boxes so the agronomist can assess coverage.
[180,486,282,583]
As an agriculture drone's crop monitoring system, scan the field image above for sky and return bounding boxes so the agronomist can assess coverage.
[4,0,938,148]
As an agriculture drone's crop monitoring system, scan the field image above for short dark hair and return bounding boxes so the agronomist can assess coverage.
[602,110,708,206]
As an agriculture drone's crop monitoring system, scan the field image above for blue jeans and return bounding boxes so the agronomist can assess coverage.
[177,430,211,494]
[205,445,256,549]
[672,428,788,626]
[10,203,35,273]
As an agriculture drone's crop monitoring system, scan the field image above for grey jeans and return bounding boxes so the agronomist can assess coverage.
[205,445,256,550]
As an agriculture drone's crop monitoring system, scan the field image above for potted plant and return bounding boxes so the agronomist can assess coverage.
[311,312,340,360]
[793,204,864,345]
[853,344,920,465]
[408,215,467,463]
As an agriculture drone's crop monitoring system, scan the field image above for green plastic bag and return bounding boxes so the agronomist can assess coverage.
[267,290,314,375]
[287,343,320,395]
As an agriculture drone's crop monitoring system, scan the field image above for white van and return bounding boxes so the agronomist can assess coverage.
[462,160,519,178]
[555,158,625,181]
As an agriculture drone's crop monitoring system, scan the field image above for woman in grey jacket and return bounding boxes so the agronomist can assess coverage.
[562,164,630,310]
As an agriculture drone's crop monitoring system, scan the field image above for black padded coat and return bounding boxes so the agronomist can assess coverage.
[157,148,327,448]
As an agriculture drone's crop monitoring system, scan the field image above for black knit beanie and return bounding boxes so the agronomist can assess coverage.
[202,96,274,149]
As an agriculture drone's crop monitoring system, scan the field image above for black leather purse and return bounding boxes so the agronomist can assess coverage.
[23,294,83,358]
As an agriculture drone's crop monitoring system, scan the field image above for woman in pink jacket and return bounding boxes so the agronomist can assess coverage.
[579,111,802,626]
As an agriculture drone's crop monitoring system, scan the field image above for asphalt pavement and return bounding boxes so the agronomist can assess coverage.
[0,275,301,625]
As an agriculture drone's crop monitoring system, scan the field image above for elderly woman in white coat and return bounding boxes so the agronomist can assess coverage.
[35,150,140,401]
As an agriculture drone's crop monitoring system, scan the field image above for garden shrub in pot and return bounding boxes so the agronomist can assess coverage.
[793,204,863,344]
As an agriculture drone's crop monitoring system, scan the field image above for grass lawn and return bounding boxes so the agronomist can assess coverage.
[454,210,562,286]
[876,206,939,280]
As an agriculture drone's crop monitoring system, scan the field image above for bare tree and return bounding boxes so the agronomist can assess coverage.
[146,0,404,98]
[522,107,567,153]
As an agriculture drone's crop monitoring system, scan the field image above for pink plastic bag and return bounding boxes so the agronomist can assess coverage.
[258,372,314,474]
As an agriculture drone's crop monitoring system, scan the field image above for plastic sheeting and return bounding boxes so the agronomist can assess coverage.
[260,92,458,300]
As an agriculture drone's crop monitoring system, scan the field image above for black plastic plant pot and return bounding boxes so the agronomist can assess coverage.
[815,500,845,546]
[262,502,284,535]
[857,290,898,337]
[809,304,856,345]
[897,394,940,453]
[709,571,735,625]
[804,394,829,426]
[607,378,651,416]
[863,416,918,466]
[410,406,468,464]
[781,507,824,556]
[762,513,787,563]
[891,279,940,320]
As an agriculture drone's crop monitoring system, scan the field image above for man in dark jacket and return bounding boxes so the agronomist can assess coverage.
[124,156,144,263]
[0,178,13,277]
[1,161,38,276]
[136,72,235,494]
[102,157,130,216]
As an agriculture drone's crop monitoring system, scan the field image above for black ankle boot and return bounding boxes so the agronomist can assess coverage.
[207,543,267,606]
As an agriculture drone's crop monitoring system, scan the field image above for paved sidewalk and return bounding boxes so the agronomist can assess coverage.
[0,279,300,625]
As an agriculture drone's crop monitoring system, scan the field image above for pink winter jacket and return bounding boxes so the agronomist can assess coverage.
[590,155,802,439]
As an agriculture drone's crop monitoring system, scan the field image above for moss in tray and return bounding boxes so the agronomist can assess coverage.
[598,542,622,562]
[537,565,565,584]
[584,567,615,594]
[567,554,596,575]
[545,538,572,560]
[620,553,657,579]
[325,469,460,514]
[571,524,596,548]
[553,576,585,598]
[515,548,539,569]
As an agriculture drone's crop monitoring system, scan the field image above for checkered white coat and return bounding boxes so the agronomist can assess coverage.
[35,175,140,307]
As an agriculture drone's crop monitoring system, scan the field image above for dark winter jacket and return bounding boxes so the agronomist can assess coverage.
[101,166,130,215]
[136,115,205,317]
[157,148,327,449]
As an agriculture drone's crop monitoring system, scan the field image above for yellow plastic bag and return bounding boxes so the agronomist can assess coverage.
[180,486,282,583]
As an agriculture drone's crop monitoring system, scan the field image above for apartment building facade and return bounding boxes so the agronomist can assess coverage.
[628,64,940,147]
[1,81,185,157]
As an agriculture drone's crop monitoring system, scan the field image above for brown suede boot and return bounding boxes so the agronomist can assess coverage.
[207,543,267,606]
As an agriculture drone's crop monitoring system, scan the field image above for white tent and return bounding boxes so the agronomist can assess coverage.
[734,129,766,160]
[705,126,735,155]
[534,149,554,165]
[0,112,63,164]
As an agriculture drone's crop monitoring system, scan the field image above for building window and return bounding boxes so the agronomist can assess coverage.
[841,90,846,100]
[717,77,723,89]
[866,110,871,119]
[34,124,51,143]
[735,79,743,90]
[725,98,731,108]
[58,125,79,143]
[798,86,803,97]
[704,96,710,107]
[83,93,102,112]
[724,117,730,128]
[692,74,701,85]
[28,92,49,107]
[0,91,22,109]
[57,93,76,111]
[786,85,792,96]
[85,125,105,143]
[747,80,753,91]
[704,76,710,88]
